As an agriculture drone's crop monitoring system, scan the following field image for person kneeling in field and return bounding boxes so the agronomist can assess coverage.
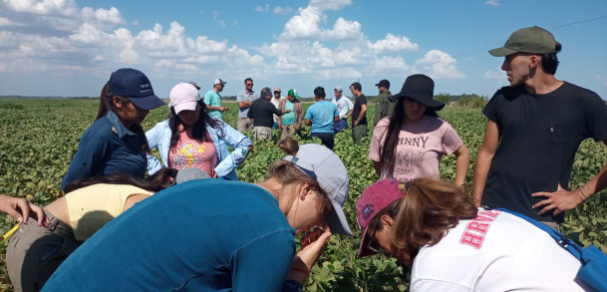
[42,137,352,292]
[5,168,208,292]
[356,179,598,292]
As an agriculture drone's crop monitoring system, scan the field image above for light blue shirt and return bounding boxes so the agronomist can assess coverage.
[236,90,259,118]
[145,119,252,180]
[305,100,339,134]
[204,90,223,119]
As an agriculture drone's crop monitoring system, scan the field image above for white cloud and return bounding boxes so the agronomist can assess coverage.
[486,0,500,6]
[484,67,505,80]
[273,6,293,14]
[3,0,79,16]
[415,50,465,79]
[368,34,419,53]
[596,74,607,86]
[0,0,467,92]
[255,4,269,12]
[309,0,352,11]
[280,6,362,41]
[81,7,125,25]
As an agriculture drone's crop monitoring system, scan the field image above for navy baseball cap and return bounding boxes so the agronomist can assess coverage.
[109,68,165,110]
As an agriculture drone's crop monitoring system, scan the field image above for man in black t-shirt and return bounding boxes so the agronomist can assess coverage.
[350,82,368,144]
[472,26,607,230]
[247,87,291,140]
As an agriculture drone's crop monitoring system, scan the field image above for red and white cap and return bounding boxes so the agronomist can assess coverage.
[356,179,405,258]
[169,83,200,114]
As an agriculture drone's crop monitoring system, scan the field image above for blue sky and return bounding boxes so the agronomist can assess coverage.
[0,0,606,98]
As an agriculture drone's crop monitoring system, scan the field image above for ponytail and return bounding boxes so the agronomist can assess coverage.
[64,168,178,194]
[95,82,151,154]
[366,178,478,266]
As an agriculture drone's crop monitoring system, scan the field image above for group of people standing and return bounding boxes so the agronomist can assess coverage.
[1,26,606,292]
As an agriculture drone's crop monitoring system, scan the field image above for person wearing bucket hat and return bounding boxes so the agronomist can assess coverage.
[370,74,470,185]
[356,178,597,291]
[8,167,209,292]
[473,26,607,230]
[146,82,252,180]
[43,137,351,292]
[61,69,166,191]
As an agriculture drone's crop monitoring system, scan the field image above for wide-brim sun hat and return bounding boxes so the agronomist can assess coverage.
[283,144,352,236]
[109,68,166,110]
[388,74,444,110]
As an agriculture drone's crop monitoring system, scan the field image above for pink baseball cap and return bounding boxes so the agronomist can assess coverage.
[170,83,200,114]
[356,179,405,258]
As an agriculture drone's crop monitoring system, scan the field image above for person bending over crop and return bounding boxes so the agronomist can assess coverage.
[6,168,208,292]
[369,74,470,186]
[146,82,252,180]
[42,137,352,292]
[356,179,597,291]
[61,69,166,191]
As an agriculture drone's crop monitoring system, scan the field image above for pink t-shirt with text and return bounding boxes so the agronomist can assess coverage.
[169,128,218,177]
[369,116,463,183]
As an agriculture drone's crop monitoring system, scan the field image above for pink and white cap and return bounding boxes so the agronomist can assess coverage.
[356,179,405,258]
[170,83,200,114]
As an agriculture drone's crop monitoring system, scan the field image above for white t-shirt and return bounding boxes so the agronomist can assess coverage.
[332,96,354,119]
[411,208,596,292]
[270,96,284,122]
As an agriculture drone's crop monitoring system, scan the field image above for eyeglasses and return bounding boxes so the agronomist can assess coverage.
[246,83,253,86]
[274,91,281,94]
[367,228,383,253]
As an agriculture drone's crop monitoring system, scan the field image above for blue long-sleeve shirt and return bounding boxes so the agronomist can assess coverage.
[43,179,303,292]
[61,111,147,190]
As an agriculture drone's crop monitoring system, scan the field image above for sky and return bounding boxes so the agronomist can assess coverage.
[0,0,606,98]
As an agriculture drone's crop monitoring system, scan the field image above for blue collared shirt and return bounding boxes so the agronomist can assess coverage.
[60,111,147,190]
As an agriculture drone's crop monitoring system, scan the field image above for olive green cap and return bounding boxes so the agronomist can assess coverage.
[489,26,557,57]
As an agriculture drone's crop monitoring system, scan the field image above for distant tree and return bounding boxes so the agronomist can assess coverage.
[434,92,451,104]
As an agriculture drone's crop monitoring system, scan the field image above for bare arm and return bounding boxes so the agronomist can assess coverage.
[454,143,470,187]
[304,119,311,126]
[344,110,353,120]
[373,161,382,177]
[207,105,227,112]
[333,116,340,123]
[533,139,607,216]
[355,104,367,126]
[472,120,500,207]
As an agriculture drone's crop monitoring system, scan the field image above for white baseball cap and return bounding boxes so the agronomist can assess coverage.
[214,78,227,85]
[169,83,200,114]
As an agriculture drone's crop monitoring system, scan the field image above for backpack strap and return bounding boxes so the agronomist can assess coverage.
[493,208,584,263]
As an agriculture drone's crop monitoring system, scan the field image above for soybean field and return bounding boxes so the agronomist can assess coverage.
[0,99,606,291]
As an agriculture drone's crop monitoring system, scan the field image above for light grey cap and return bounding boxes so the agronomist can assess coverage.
[334,86,343,92]
[175,168,211,184]
[283,144,352,236]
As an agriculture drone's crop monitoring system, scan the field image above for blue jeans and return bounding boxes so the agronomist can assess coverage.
[334,119,347,134]
[273,122,279,129]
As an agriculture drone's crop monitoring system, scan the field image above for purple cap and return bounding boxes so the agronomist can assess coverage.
[356,179,405,258]
[109,68,165,110]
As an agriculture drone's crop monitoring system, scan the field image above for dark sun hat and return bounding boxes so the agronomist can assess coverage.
[388,74,444,110]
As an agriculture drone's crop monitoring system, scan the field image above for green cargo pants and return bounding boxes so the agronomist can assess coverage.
[352,124,367,144]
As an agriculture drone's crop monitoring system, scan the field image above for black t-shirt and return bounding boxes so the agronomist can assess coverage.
[482,82,607,223]
[352,94,368,125]
[247,98,283,128]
